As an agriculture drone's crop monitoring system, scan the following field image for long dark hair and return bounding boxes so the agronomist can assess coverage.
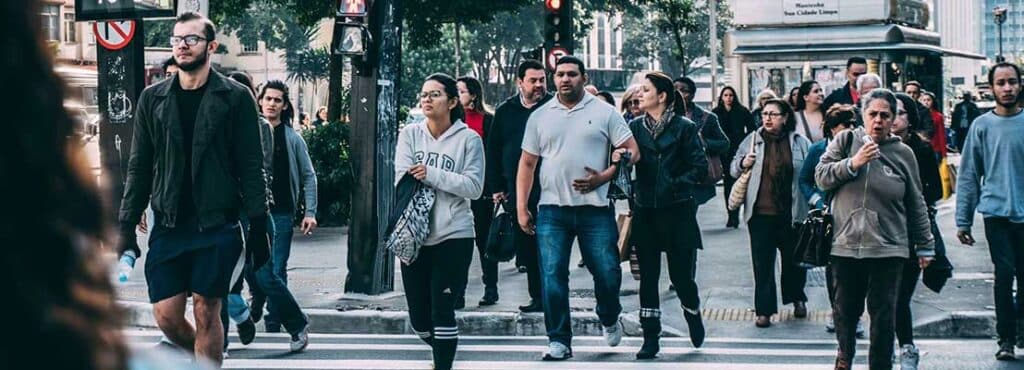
[763,98,797,133]
[258,79,294,126]
[714,85,748,113]
[645,71,687,115]
[456,76,492,115]
[795,80,822,112]
[3,0,127,368]
[425,73,465,125]
[894,93,924,133]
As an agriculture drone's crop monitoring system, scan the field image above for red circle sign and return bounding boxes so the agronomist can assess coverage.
[93,20,136,51]
[546,47,569,70]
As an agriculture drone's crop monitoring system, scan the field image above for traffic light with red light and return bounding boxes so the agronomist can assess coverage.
[544,0,573,55]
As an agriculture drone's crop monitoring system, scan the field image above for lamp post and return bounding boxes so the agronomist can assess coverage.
[995,6,1008,63]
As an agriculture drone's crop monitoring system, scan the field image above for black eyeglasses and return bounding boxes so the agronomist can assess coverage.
[170,35,207,47]
[761,112,784,118]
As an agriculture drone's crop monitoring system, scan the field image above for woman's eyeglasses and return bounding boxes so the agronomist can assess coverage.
[417,91,445,100]
[761,112,783,119]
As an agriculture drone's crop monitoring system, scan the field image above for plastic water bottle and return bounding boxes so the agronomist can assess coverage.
[118,250,137,283]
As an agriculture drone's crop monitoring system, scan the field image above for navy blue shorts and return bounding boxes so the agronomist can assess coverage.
[145,219,245,303]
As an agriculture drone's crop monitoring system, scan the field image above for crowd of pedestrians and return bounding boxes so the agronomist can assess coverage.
[17,2,1024,368]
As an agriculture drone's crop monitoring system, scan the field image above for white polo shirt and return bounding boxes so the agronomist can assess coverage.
[521,93,632,207]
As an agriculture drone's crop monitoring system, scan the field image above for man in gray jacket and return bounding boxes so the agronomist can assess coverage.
[249,80,317,349]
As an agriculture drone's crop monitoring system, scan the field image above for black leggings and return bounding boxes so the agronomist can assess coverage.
[895,259,921,346]
[401,238,473,370]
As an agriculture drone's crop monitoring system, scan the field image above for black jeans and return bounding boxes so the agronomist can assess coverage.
[984,217,1024,345]
[748,214,807,315]
[402,238,473,370]
[895,259,921,346]
[634,205,701,314]
[832,256,904,370]
[722,172,740,220]
[509,204,542,301]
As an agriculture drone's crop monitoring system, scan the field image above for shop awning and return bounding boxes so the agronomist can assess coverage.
[729,24,986,60]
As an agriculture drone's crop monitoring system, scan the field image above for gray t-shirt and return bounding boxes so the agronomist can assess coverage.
[522,93,633,207]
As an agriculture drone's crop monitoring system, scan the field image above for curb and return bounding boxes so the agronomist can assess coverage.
[120,301,993,338]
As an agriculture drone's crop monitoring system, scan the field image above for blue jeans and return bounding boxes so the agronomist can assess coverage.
[536,205,622,346]
[270,211,295,284]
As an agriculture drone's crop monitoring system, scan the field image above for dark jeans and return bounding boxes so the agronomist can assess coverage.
[983,217,1024,345]
[457,199,496,299]
[248,215,308,335]
[954,127,968,152]
[832,256,904,370]
[747,214,807,315]
[537,205,622,346]
[262,211,297,328]
[401,238,474,369]
[634,206,701,313]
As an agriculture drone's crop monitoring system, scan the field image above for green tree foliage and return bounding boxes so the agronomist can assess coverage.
[619,0,733,77]
[301,87,354,226]
[401,24,473,108]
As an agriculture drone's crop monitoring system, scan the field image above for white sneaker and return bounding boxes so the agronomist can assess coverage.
[855,321,866,338]
[900,344,920,370]
[542,341,572,361]
[603,321,623,347]
[825,317,835,333]
[290,327,309,353]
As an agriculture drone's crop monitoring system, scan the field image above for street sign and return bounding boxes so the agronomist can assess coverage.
[93,20,136,50]
[76,0,177,21]
[546,46,569,70]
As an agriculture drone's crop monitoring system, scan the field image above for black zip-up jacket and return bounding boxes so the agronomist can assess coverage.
[629,114,709,209]
[119,71,268,229]
[905,133,942,206]
[485,93,553,208]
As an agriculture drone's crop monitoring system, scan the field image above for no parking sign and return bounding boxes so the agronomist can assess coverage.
[93,20,136,50]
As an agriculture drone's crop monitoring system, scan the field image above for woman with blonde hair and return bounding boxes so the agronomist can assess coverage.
[620,85,643,122]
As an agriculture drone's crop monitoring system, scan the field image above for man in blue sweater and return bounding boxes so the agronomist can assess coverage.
[956,62,1024,361]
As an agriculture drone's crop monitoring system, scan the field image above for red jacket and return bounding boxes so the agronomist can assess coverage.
[929,110,946,157]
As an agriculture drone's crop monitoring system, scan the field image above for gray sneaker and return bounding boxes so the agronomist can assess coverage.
[603,321,623,347]
[542,341,572,361]
[289,327,309,353]
[825,317,835,333]
[900,344,920,370]
[855,320,865,338]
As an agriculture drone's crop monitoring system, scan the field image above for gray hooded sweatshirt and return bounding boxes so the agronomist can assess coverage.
[394,120,485,246]
[815,127,934,259]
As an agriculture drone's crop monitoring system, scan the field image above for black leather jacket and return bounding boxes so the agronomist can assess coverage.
[629,114,709,209]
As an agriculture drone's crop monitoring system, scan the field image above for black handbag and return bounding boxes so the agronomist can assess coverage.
[485,202,518,262]
[794,207,834,268]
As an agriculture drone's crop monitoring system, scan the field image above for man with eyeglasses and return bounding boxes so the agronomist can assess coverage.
[117,12,270,365]
[823,57,868,111]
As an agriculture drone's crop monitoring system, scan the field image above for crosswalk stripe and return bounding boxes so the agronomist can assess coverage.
[128,342,839,357]
[220,359,828,369]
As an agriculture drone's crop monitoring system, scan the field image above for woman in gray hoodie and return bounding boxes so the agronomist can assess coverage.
[394,73,485,370]
[815,89,934,370]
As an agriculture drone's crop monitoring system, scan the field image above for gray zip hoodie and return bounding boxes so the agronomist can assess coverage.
[815,127,934,259]
[394,120,485,246]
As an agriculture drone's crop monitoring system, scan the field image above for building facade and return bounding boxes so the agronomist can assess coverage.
[934,0,984,94]
[982,0,1024,62]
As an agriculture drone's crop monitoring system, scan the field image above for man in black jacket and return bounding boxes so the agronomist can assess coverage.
[951,91,981,151]
[823,57,868,111]
[486,60,552,313]
[117,12,269,365]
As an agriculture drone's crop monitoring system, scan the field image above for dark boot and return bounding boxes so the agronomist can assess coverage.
[726,210,740,229]
[478,286,498,306]
[684,309,705,348]
[432,337,458,370]
[636,316,661,359]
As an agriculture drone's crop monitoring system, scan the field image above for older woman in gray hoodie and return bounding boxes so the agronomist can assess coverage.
[815,88,934,370]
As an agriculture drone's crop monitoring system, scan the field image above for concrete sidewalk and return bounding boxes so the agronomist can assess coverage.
[115,185,999,339]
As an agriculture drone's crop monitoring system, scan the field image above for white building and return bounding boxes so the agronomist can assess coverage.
[932,0,985,94]
[578,12,630,91]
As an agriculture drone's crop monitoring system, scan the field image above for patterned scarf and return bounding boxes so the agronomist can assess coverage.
[643,105,676,139]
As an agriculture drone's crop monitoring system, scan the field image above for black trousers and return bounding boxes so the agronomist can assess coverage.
[509,204,542,301]
[722,172,740,220]
[747,214,807,315]
[984,217,1024,345]
[459,199,497,297]
[895,259,921,346]
[832,256,904,370]
[634,205,701,314]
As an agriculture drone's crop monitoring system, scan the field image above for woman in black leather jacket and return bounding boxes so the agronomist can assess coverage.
[618,71,709,360]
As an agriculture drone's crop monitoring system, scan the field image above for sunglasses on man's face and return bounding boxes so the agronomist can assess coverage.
[629,100,641,106]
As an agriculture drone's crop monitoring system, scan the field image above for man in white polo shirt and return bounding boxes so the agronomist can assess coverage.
[515,56,640,361]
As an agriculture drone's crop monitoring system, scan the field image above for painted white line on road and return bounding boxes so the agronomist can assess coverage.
[221,359,827,369]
